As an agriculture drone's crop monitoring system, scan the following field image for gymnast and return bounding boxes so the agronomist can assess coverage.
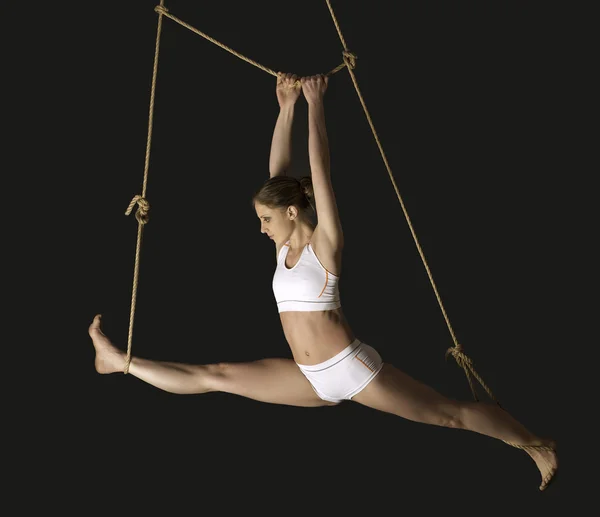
[90,72,557,491]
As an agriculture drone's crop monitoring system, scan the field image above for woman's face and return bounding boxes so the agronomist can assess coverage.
[255,202,292,243]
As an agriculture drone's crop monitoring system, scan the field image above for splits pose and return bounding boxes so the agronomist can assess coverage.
[90,73,557,491]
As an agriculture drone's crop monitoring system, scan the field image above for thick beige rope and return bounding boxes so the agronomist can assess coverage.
[124,2,488,389]
[324,0,497,405]
[122,2,556,467]
[122,3,348,373]
[122,1,166,374]
[154,5,347,81]
[322,1,559,465]
[125,2,493,408]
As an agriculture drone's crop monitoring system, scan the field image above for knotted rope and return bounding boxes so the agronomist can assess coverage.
[324,0,498,405]
[118,2,559,464]
[122,0,165,374]
[125,1,496,410]
[153,5,349,82]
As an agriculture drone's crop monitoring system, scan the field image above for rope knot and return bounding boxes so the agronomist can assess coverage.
[342,51,357,70]
[125,195,151,225]
[445,343,470,364]
[154,5,168,16]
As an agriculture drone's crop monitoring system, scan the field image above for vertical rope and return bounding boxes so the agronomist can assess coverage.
[324,0,499,405]
[123,1,166,374]
[114,5,559,480]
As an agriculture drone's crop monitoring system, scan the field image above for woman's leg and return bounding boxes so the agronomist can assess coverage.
[89,314,335,407]
[351,363,558,490]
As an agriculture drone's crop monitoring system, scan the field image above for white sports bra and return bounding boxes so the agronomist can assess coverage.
[272,241,341,313]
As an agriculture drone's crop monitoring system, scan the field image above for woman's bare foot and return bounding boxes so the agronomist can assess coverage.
[89,314,126,373]
[525,439,558,491]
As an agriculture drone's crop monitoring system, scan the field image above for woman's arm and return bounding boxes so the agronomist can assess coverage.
[302,75,343,247]
[269,73,301,178]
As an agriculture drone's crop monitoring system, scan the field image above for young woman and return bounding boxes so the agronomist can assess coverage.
[89,73,557,491]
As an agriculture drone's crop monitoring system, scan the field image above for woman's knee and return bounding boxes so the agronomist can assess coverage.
[441,401,464,429]
[419,401,463,428]
[206,362,235,393]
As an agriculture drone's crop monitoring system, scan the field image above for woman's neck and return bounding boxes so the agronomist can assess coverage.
[287,223,314,250]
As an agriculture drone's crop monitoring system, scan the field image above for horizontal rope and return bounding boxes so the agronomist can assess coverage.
[154,5,350,83]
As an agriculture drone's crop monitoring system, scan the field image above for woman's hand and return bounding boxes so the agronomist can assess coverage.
[276,72,302,109]
[301,74,328,106]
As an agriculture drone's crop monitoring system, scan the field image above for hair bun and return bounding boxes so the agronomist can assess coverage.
[299,176,313,195]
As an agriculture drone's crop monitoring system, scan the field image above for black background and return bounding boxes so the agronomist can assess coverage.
[8,0,594,513]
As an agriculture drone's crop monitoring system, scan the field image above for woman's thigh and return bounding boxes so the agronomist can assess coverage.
[211,358,337,407]
[351,363,460,426]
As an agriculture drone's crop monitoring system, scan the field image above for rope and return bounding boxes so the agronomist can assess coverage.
[502,441,555,453]
[323,0,499,407]
[325,2,555,461]
[122,2,499,413]
[154,5,347,83]
[122,0,166,374]
[121,2,347,372]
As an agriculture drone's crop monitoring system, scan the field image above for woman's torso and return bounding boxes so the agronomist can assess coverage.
[276,228,355,365]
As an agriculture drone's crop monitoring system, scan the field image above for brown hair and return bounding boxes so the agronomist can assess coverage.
[252,176,315,215]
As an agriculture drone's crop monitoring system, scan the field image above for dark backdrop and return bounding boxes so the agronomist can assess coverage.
[10,0,593,513]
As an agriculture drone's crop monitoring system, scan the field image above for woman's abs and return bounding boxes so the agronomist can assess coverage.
[280,308,355,365]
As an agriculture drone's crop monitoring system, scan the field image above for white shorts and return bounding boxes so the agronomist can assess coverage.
[296,338,384,403]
